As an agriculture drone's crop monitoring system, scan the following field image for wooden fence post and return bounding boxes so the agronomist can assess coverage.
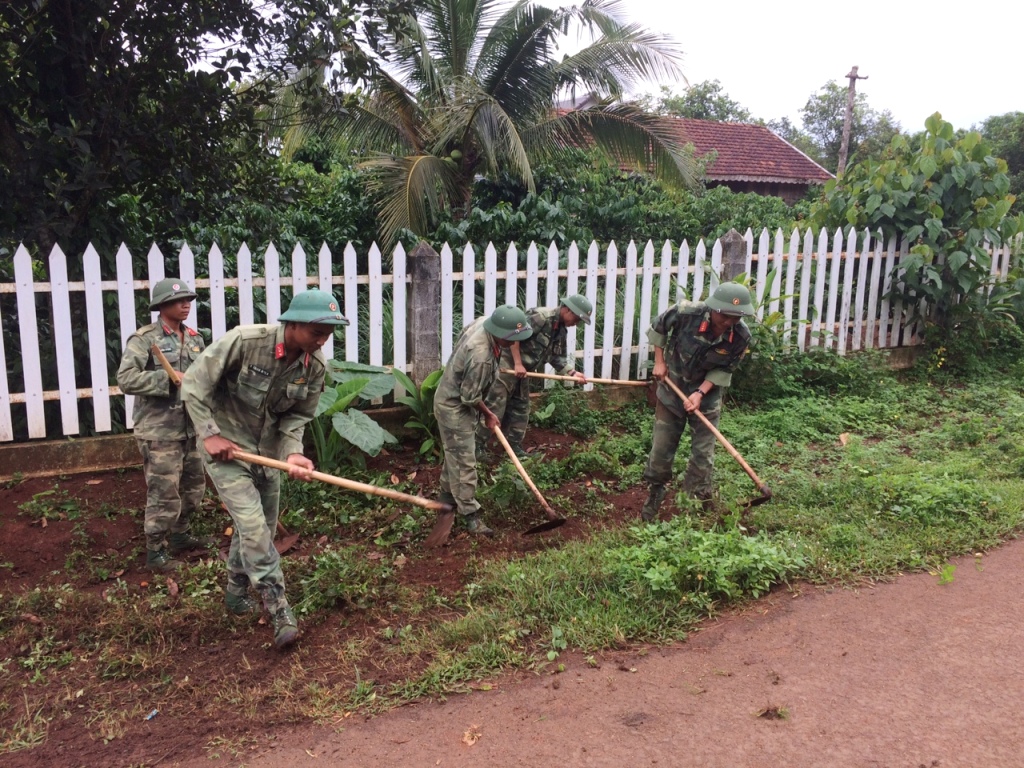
[407,240,441,384]
[720,228,746,281]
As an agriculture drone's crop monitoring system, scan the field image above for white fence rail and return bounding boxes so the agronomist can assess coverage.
[1,228,1017,443]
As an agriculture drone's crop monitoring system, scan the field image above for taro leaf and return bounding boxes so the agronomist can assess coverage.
[329,360,395,399]
[315,378,368,417]
[332,409,398,457]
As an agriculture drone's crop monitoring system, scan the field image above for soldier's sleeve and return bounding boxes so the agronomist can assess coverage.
[459,356,493,408]
[116,333,173,396]
[269,364,324,460]
[181,331,243,440]
[646,306,677,349]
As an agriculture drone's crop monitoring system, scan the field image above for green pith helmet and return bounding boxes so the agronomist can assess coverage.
[560,294,593,325]
[705,282,754,317]
[483,305,533,342]
[278,289,348,325]
[149,278,197,310]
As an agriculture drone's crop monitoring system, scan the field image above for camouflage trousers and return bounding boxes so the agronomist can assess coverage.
[436,402,483,517]
[477,372,530,450]
[202,455,288,613]
[642,388,723,499]
[137,437,206,552]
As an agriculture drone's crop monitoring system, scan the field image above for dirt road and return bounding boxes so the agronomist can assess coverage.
[232,538,1024,768]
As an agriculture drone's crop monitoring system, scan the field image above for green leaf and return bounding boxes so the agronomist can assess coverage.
[315,378,368,417]
[865,194,882,214]
[332,410,397,457]
[947,250,969,273]
[919,156,937,179]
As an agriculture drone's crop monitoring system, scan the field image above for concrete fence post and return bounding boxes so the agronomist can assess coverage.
[406,240,441,385]
[720,228,746,282]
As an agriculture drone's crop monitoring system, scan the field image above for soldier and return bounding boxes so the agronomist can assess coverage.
[117,278,208,572]
[641,282,754,522]
[181,289,347,649]
[476,295,592,460]
[435,306,533,536]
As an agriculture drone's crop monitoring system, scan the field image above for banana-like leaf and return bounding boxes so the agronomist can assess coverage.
[315,378,369,418]
[329,361,396,399]
[331,409,398,457]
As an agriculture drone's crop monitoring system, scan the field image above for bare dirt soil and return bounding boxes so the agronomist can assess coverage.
[2,427,1022,767]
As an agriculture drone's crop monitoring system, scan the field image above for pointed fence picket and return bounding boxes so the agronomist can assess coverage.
[1,230,1017,443]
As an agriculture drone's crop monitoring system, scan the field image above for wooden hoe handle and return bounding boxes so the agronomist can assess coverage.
[500,369,648,387]
[150,344,182,385]
[490,424,559,521]
[660,377,771,495]
[233,450,453,512]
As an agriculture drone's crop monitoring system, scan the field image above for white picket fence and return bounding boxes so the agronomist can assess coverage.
[1,228,1017,443]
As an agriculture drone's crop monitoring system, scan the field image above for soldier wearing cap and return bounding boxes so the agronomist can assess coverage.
[434,305,533,536]
[641,282,754,522]
[476,294,592,461]
[181,289,347,649]
[117,278,208,572]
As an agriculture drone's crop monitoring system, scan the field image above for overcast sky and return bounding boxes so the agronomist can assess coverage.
[607,0,1022,132]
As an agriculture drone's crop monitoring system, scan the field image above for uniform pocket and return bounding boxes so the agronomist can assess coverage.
[236,369,271,410]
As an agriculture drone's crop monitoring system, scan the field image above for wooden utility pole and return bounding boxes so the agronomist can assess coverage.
[837,65,868,176]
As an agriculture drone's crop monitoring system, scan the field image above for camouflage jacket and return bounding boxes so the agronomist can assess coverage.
[435,321,501,414]
[501,306,573,375]
[116,322,205,441]
[181,324,325,460]
[647,300,750,407]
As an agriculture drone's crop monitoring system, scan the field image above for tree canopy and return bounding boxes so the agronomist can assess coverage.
[297,0,698,244]
[647,80,756,123]
[0,0,407,254]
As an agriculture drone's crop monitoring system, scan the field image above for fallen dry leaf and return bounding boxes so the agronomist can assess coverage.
[166,578,179,597]
[20,613,43,625]
[305,749,317,758]
[140,581,149,588]
[367,551,385,561]
[407,471,417,481]
[85,479,103,485]
[390,473,400,485]
[40,518,48,528]
[223,527,233,537]
[462,725,482,746]
[838,432,850,446]
[394,554,407,568]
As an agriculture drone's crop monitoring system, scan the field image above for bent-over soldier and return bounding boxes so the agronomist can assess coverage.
[117,278,207,572]
[476,294,592,460]
[182,289,346,649]
[641,282,753,521]
[435,306,533,536]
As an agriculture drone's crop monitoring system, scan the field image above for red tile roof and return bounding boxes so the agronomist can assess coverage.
[669,119,833,185]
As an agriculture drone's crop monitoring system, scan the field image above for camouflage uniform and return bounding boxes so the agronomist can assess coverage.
[116,322,206,553]
[478,306,575,452]
[181,324,325,614]
[644,301,750,500]
[434,321,501,518]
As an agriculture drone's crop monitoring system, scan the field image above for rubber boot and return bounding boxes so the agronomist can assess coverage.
[640,484,667,522]
[168,531,214,554]
[146,548,182,572]
[271,604,300,649]
[465,514,495,537]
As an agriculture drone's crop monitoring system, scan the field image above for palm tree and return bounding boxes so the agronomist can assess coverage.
[298,0,697,244]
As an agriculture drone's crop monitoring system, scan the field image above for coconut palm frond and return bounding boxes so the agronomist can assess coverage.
[526,103,699,190]
[360,154,464,244]
[552,27,684,97]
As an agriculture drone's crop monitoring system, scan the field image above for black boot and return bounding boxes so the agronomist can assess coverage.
[640,485,667,522]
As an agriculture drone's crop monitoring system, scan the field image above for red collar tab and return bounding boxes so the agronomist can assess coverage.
[186,327,198,337]
[275,342,286,360]
[162,323,173,335]
[491,340,501,359]
[698,320,709,334]
[304,352,310,366]
[729,329,734,343]
[553,319,560,331]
